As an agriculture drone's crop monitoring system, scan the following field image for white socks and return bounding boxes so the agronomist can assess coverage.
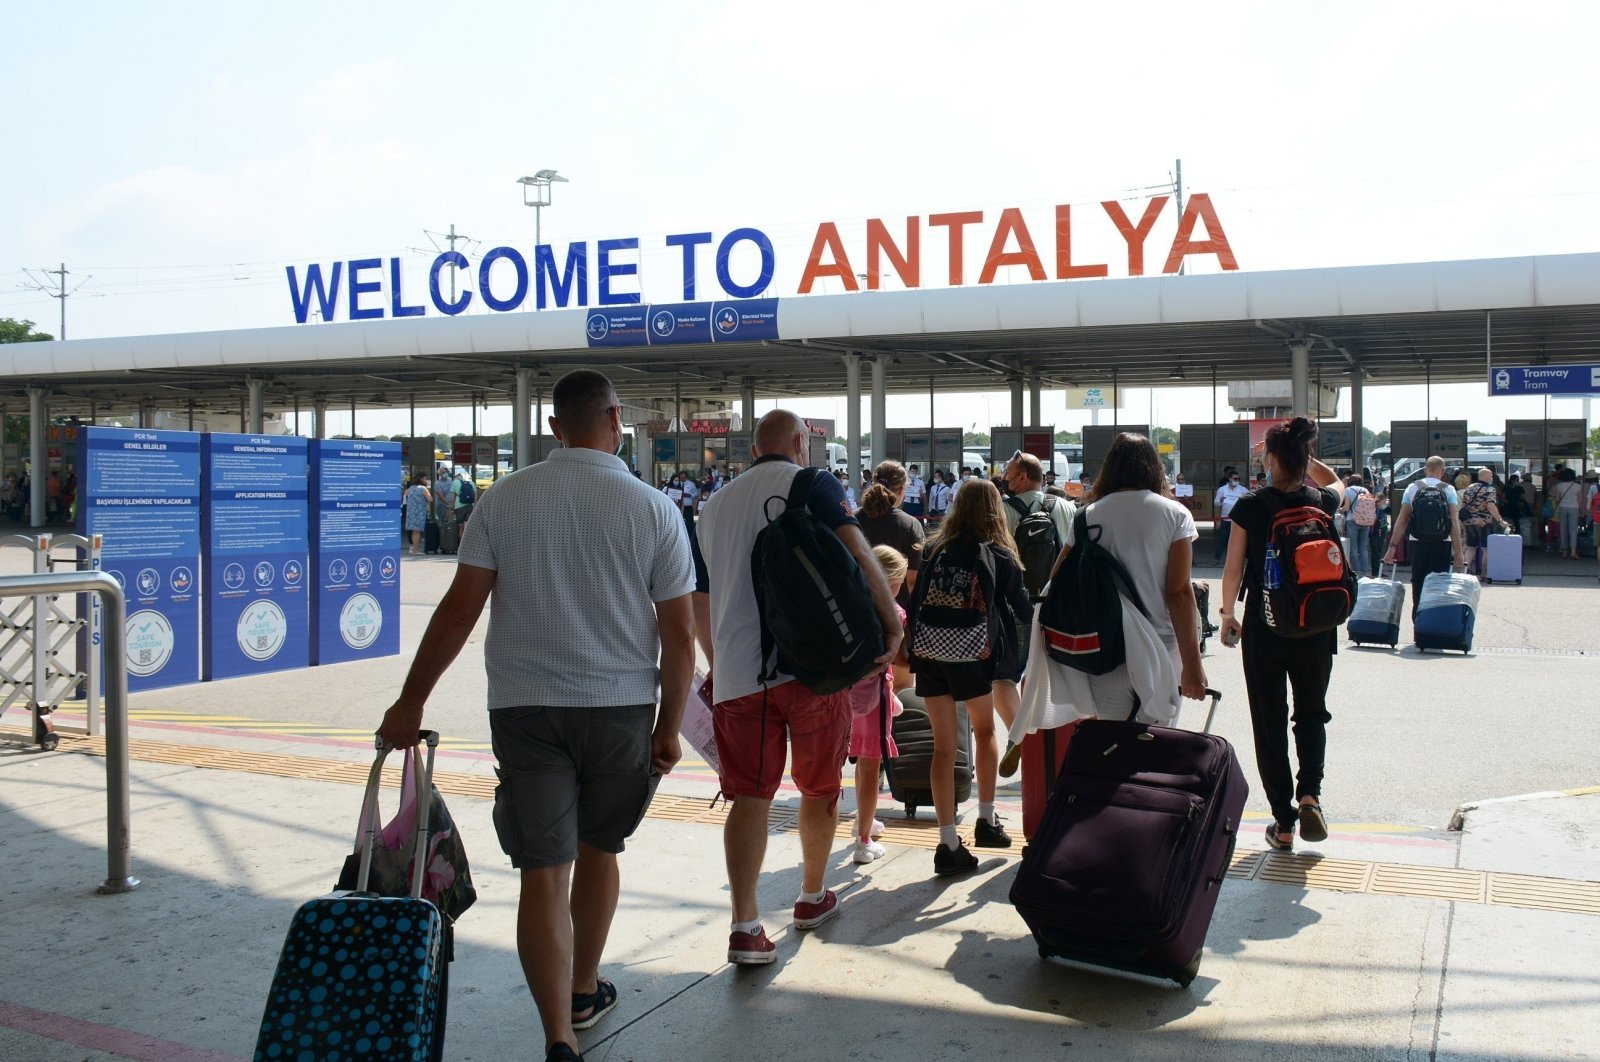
[939,824,961,850]
[978,802,996,826]
[731,918,761,935]
[797,889,827,905]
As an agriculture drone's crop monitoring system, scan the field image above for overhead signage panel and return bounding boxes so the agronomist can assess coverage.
[1490,364,1600,396]
[77,427,203,692]
[1318,422,1355,461]
[585,299,779,348]
[1391,420,1467,462]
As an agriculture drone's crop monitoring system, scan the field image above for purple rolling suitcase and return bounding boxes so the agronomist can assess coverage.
[1009,692,1246,987]
[1483,533,1522,585]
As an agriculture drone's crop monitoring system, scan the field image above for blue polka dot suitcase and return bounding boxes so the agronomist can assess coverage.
[255,734,448,1062]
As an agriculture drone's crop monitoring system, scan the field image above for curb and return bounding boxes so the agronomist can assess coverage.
[1448,785,1600,831]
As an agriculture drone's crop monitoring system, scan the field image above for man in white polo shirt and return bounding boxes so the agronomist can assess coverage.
[697,410,902,967]
[379,369,695,1062]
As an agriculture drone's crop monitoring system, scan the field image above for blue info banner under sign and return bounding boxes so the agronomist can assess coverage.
[1490,364,1600,396]
[201,434,310,680]
[76,427,203,692]
[309,440,402,666]
[586,298,778,348]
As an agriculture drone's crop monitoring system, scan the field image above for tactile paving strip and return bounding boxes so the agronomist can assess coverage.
[13,728,1599,917]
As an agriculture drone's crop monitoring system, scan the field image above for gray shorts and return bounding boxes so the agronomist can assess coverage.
[489,704,657,869]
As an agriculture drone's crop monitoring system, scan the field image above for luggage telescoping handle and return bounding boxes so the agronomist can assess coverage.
[356,730,440,899]
[1201,689,1222,735]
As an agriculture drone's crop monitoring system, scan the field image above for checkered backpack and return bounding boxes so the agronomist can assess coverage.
[909,536,996,664]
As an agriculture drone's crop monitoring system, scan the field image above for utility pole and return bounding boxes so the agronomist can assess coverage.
[412,226,479,305]
[1173,158,1185,276]
[20,263,91,339]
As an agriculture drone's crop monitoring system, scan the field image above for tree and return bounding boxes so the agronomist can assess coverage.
[1053,430,1082,444]
[963,431,991,446]
[0,317,54,344]
[1589,425,1600,459]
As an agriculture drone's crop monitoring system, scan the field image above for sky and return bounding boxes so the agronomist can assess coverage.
[3,1,1598,439]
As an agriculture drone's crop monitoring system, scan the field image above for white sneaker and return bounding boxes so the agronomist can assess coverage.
[852,839,886,864]
[858,817,885,840]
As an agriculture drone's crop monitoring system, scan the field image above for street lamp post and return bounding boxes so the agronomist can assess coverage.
[517,169,568,249]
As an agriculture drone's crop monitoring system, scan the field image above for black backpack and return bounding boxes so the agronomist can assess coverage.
[1039,510,1149,675]
[456,478,476,505]
[1410,483,1450,541]
[908,536,997,665]
[1006,494,1062,602]
[752,468,885,694]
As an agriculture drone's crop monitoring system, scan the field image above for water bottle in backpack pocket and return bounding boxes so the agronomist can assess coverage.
[1258,497,1358,638]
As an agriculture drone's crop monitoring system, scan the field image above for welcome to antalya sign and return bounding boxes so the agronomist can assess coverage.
[285,193,1238,324]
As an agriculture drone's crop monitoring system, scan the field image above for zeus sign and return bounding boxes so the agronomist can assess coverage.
[286,193,1238,324]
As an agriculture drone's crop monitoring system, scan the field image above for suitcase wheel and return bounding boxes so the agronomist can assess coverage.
[904,803,918,819]
[1176,952,1202,987]
[38,732,59,752]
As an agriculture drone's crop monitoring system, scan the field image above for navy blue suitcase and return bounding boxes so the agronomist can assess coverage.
[255,734,448,1062]
[1009,693,1246,987]
[1414,604,1474,653]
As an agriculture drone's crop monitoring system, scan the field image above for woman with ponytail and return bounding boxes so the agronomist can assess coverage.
[1218,417,1344,853]
[856,460,924,605]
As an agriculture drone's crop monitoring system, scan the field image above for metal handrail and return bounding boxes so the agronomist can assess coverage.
[0,571,136,893]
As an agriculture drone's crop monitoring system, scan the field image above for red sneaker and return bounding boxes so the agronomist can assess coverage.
[792,889,840,930]
[727,926,776,965]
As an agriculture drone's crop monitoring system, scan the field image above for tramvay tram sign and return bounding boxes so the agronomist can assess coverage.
[284,193,1238,324]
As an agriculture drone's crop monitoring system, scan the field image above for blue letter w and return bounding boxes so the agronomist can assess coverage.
[285,262,344,323]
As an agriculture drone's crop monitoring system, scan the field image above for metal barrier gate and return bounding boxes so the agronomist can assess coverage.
[0,533,102,750]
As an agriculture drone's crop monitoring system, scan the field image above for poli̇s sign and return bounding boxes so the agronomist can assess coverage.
[309,440,402,666]
[285,193,1239,323]
[76,427,203,692]
[201,434,310,680]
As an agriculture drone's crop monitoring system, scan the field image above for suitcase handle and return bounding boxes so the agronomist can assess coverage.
[356,732,440,899]
[1201,689,1222,735]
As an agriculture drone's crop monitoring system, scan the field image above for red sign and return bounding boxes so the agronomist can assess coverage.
[687,420,731,435]
[451,439,473,467]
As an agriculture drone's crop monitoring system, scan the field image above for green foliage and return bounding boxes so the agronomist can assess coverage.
[964,431,991,446]
[0,317,54,344]
[1052,430,1081,444]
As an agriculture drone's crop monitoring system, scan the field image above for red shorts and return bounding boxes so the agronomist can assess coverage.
[713,682,850,801]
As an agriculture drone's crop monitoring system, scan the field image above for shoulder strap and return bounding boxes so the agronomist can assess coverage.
[1005,495,1031,519]
[786,466,820,512]
[1039,495,1057,514]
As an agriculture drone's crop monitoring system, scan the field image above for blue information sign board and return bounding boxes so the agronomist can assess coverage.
[201,434,310,680]
[309,439,402,666]
[76,427,203,691]
[585,298,778,348]
[1490,364,1600,396]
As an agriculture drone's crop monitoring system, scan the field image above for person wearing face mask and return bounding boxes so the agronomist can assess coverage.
[1212,468,1249,565]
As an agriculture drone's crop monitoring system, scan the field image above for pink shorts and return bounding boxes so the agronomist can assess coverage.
[848,674,899,759]
[713,682,850,802]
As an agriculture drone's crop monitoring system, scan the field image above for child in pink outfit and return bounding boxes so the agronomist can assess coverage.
[849,545,912,864]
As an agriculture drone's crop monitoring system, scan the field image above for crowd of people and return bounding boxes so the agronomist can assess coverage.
[378,375,1594,1061]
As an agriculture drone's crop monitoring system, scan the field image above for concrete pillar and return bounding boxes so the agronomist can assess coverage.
[741,378,756,430]
[313,399,328,440]
[513,367,534,469]
[1350,370,1365,473]
[1290,340,1311,417]
[138,401,156,429]
[246,378,267,435]
[869,355,887,467]
[844,354,862,489]
[28,387,46,528]
[1029,372,1042,427]
[1010,376,1025,432]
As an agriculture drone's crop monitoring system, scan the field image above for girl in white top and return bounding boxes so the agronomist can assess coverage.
[1049,433,1208,716]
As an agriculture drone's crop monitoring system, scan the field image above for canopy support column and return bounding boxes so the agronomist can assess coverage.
[246,378,267,435]
[1029,372,1042,427]
[870,355,887,468]
[1010,376,1024,434]
[1351,369,1365,474]
[313,399,328,440]
[844,354,862,489]
[513,367,534,469]
[1290,340,1311,417]
[28,388,47,528]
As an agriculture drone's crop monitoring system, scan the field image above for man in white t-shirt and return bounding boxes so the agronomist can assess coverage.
[379,370,694,1059]
[1212,468,1250,565]
[697,410,902,968]
[1382,456,1464,622]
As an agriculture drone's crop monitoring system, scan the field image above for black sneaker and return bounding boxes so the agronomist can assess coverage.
[934,841,979,876]
[973,815,1013,849]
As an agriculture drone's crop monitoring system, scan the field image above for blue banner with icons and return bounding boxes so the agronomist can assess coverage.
[309,439,402,666]
[76,427,203,692]
[201,434,311,680]
[584,298,779,348]
[1489,364,1600,396]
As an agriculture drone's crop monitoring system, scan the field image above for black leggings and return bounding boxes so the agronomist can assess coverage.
[1241,613,1334,830]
